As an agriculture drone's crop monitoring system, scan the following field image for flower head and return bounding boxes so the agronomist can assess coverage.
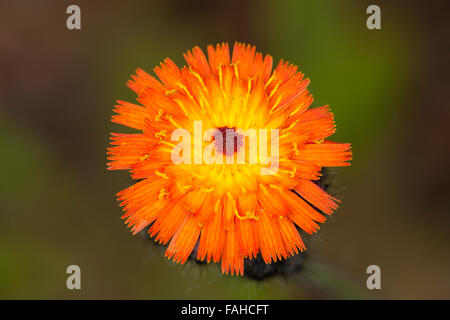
[107,42,352,276]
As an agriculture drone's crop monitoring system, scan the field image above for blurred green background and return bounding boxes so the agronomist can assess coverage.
[1,0,449,299]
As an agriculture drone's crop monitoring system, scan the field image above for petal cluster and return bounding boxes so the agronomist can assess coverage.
[107,43,352,276]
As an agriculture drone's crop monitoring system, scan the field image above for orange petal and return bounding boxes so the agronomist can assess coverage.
[154,58,183,89]
[293,142,352,167]
[184,46,211,77]
[111,100,151,130]
[127,68,166,96]
[197,199,225,263]
[107,133,155,170]
[236,218,259,259]
[257,210,288,263]
[221,229,244,276]
[295,179,340,215]
[207,43,230,74]
[150,204,188,244]
[278,216,305,256]
[165,215,202,264]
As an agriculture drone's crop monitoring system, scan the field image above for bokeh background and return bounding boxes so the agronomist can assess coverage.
[1,0,449,299]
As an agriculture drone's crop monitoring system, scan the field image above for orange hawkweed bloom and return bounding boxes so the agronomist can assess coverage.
[107,43,352,276]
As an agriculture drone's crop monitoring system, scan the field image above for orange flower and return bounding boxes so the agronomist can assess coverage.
[107,42,352,276]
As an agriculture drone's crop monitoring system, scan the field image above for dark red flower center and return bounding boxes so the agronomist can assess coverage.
[214,126,244,156]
